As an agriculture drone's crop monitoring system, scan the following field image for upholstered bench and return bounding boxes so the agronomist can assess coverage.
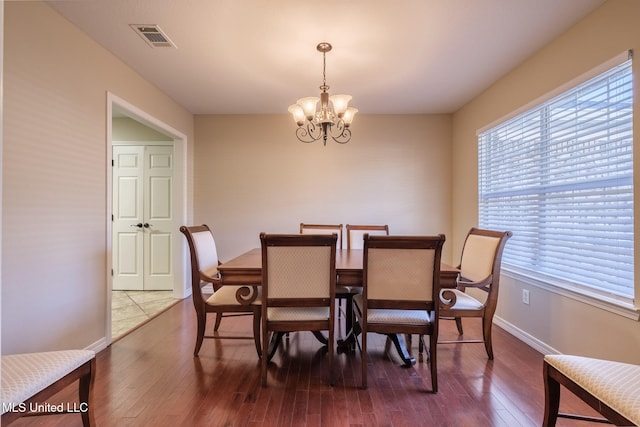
[1,350,96,426]
[543,354,640,426]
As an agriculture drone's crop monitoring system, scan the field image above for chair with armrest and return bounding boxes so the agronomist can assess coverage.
[353,234,445,392]
[260,233,337,387]
[180,225,261,357]
[438,227,512,360]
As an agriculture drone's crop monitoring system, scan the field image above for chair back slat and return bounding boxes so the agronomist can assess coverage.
[266,246,333,299]
[366,248,435,301]
[191,230,220,278]
[460,234,500,282]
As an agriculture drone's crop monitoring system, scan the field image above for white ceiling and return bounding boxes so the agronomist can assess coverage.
[47,0,605,115]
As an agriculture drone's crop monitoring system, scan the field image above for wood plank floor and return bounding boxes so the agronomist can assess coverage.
[12,299,600,426]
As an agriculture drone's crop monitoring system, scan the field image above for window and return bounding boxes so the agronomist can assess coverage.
[478,55,633,301]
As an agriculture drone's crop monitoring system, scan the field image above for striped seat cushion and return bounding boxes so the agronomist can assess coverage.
[353,294,432,325]
[544,354,640,426]
[1,350,95,413]
[267,307,330,321]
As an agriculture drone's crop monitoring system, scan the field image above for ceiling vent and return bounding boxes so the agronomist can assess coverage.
[130,24,176,48]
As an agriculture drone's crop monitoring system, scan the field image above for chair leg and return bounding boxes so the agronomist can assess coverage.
[214,312,223,331]
[253,308,262,358]
[361,329,368,389]
[430,333,438,393]
[329,321,335,387]
[261,326,269,387]
[194,311,206,356]
[79,359,96,427]
[482,317,494,360]
[455,317,463,335]
[542,362,560,426]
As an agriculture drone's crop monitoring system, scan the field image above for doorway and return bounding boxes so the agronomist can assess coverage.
[107,93,188,343]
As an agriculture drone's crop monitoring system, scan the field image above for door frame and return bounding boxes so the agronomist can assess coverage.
[106,92,188,344]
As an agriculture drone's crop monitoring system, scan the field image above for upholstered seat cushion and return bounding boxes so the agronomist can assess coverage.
[267,307,329,321]
[544,354,640,426]
[353,294,432,325]
[440,288,483,310]
[206,285,261,305]
[1,350,95,412]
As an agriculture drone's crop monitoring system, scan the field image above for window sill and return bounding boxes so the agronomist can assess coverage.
[502,266,639,321]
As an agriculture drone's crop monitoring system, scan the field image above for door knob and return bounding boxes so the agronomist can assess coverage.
[130,223,143,228]
[143,223,152,228]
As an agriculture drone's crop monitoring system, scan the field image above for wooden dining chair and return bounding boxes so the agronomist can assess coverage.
[299,223,343,248]
[346,224,389,249]
[260,233,337,387]
[438,227,512,360]
[353,234,445,392]
[180,225,261,357]
[300,223,351,321]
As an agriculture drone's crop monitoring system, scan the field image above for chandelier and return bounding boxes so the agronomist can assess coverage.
[288,42,358,145]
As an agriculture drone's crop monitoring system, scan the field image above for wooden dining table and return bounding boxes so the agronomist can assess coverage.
[217,247,459,366]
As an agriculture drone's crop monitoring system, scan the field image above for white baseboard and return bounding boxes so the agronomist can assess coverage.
[493,315,560,356]
[85,337,108,353]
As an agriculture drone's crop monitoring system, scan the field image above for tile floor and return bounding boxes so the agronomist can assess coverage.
[111,290,180,340]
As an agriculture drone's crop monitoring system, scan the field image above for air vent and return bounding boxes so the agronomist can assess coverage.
[130,24,177,48]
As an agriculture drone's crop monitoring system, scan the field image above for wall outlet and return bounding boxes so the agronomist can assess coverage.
[522,289,530,305]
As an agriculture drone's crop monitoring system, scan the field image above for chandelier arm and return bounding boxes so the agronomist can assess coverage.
[295,122,322,143]
[327,119,352,144]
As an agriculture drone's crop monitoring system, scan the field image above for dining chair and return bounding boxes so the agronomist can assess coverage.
[346,224,389,249]
[300,223,351,322]
[299,223,343,248]
[438,227,512,360]
[180,225,261,357]
[353,234,445,392]
[260,233,337,387]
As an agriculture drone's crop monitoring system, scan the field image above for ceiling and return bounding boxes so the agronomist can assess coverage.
[47,0,605,115]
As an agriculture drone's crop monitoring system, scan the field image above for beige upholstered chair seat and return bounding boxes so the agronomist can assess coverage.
[267,307,330,321]
[544,355,640,426]
[354,294,432,325]
[1,350,95,410]
[206,285,262,306]
[440,288,483,310]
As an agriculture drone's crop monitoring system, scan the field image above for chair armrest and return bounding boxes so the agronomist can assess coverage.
[457,274,492,292]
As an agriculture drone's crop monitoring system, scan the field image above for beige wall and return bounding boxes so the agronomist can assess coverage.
[2,2,194,353]
[451,0,640,363]
[194,114,453,262]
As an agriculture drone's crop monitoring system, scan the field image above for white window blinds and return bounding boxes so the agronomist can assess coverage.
[478,56,633,300]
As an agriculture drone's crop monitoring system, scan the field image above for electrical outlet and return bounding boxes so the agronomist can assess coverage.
[522,289,530,305]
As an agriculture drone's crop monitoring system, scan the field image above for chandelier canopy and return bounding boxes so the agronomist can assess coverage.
[288,42,358,145]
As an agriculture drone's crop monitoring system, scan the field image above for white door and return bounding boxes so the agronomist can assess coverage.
[112,145,174,290]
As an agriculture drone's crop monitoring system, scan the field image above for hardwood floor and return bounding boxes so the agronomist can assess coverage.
[12,299,600,426]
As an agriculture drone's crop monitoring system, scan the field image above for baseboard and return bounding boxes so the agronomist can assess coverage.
[85,337,108,353]
[493,315,560,356]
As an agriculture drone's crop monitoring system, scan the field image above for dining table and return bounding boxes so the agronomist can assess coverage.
[217,247,459,366]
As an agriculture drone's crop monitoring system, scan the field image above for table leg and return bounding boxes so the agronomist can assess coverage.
[385,334,416,367]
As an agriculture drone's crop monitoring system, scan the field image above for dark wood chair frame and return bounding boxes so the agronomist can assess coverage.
[355,234,445,392]
[438,227,512,360]
[542,359,635,426]
[180,225,261,357]
[260,233,337,387]
[1,358,96,426]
